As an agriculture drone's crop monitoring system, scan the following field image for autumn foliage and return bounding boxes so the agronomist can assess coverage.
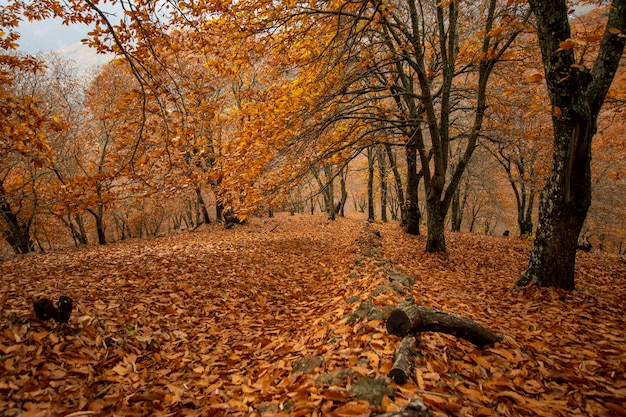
[1,0,625,258]
[0,0,625,412]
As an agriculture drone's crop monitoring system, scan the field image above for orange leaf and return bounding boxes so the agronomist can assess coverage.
[333,400,371,416]
[556,38,576,51]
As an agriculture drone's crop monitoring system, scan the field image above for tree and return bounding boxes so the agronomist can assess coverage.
[293,0,530,251]
[0,50,66,253]
[517,0,626,289]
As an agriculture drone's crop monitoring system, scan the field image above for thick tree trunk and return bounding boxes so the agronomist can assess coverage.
[1,217,34,254]
[425,198,446,253]
[0,181,35,254]
[386,304,502,348]
[518,113,593,288]
[518,0,625,289]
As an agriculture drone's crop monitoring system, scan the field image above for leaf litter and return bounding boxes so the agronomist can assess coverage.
[0,213,624,416]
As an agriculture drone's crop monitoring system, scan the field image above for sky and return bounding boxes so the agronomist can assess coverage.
[2,2,118,72]
[16,18,91,53]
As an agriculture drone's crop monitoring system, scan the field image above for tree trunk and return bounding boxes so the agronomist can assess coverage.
[377,145,388,222]
[88,203,107,245]
[1,216,34,254]
[324,164,336,220]
[367,147,375,222]
[196,186,211,224]
[339,167,348,217]
[215,200,224,222]
[67,213,88,245]
[0,180,35,254]
[519,191,534,237]
[405,140,421,235]
[425,197,446,253]
[385,143,406,226]
[518,0,626,289]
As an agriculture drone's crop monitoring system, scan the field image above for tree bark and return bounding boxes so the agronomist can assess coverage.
[385,143,406,227]
[367,147,375,222]
[324,164,336,220]
[451,186,462,232]
[386,304,502,348]
[425,198,446,253]
[196,186,211,224]
[378,145,389,222]
[66,213,88,245]
[519,191,534,237]
[0,180,35,254]
[87,205,107,245]
[405,138,421,235]
[518,0,626,289]
[389,334,419,385]
[339,166,348,217]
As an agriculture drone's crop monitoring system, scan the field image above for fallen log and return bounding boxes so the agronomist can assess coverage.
[389,334,419,385]
[386,304,502,348]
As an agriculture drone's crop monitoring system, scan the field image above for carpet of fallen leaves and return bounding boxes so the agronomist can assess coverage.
[1,213,625,417]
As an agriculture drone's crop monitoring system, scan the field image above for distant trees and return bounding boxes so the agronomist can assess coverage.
[226,0,532,251]
[1,0,624,263]
[0,52,65,253]
[482,47,552,237]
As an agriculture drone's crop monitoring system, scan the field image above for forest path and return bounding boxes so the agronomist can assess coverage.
[1,213,378,415]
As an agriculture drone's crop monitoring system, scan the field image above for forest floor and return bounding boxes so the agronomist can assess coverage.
[1,212,625,417]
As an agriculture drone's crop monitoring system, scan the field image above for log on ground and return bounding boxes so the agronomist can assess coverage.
[386,304,502,348]
[389,334,419,385]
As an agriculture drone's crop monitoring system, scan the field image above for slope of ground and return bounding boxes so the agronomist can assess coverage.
[1,213,625,417]
[377,222,626,416]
